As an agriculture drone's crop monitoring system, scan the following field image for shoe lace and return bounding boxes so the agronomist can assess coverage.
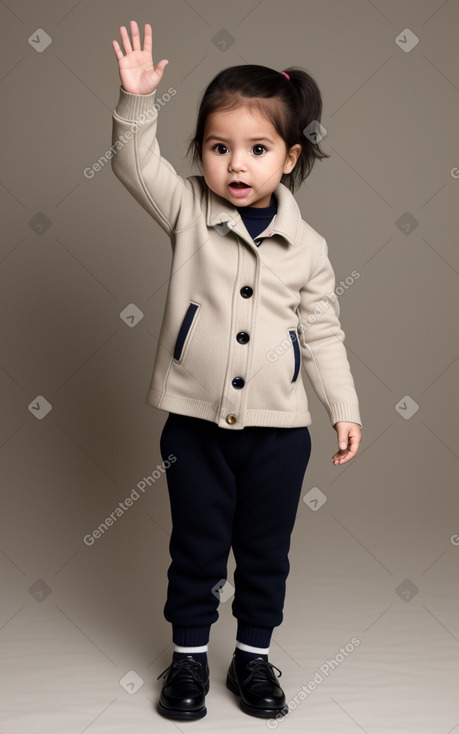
[156,657,205,683]
[241,658,283,685]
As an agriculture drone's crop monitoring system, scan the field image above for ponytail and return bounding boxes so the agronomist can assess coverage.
[280,66,329,189]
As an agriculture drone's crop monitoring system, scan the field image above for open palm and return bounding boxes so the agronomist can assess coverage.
[112,20,168,95]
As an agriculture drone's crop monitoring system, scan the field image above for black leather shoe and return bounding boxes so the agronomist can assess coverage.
[226,654,289,718]
[156,655,209,719]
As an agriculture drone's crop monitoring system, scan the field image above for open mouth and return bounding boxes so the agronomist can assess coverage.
[228,181,252,196]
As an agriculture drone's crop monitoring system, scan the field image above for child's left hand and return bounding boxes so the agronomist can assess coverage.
[332,421,361,465]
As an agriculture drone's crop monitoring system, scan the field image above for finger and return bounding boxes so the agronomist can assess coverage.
[112,39,123,60]
[130,19,141,51]
[120,24,132,54]
[332,445,355,464]
[334,451,350,464]
[341,442,358,462]
[347,434,360,454]
[143,23,152,54]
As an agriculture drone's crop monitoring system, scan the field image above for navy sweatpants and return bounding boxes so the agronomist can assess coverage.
[159,412,312,649]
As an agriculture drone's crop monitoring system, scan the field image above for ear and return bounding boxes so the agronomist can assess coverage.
[283,144,302,174]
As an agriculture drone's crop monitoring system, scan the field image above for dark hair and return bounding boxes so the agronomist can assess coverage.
[186,64,329,193]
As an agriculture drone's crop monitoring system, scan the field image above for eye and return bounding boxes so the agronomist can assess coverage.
[212,143,228,154]
[252,144,267,156]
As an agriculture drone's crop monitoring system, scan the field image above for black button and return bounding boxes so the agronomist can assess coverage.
[236,331,250,344]
[240,286,253,298]
[232,377,245,389]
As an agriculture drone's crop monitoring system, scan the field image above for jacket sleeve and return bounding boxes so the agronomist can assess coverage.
[110,85,197,235]
[296,237,362,428]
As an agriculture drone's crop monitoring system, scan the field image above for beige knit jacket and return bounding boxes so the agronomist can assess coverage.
[111,86,362,431]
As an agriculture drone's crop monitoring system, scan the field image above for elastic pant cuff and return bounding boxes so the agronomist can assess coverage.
[236,622,273,648]
[172,624,211,647]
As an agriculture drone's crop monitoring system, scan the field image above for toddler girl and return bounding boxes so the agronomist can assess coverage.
[112,19,362,721]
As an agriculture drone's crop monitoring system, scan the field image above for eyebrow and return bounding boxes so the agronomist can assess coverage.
[204,135,275,144]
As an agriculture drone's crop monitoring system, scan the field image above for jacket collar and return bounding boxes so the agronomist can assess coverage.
[206,180,302,247]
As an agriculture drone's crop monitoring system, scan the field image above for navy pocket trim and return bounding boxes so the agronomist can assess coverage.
[173,302,199,362]
[289,330,301,383]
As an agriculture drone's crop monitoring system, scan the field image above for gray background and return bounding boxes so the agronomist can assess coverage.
[1,0,458,732]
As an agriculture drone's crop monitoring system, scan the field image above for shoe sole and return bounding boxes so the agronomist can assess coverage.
[157,681,210,720]
[226,672,289,719]
[157,701,207,719]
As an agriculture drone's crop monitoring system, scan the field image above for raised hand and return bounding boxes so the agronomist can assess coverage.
[112,20,168,95]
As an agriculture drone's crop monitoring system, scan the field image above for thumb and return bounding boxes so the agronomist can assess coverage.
[151,59,169,88]
[155,59,169,74]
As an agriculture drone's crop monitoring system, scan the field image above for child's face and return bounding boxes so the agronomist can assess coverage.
[201,104,301,208]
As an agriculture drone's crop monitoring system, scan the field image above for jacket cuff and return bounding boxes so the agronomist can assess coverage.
[330,402,362,429]
[113,85,157,121]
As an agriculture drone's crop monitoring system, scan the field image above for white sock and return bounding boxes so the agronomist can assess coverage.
[174,644,208,653]
[235,640,270,655]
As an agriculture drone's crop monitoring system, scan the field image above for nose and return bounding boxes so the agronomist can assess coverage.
[228,150,247,172]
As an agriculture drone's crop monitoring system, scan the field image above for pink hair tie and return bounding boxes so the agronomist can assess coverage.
[281,71,290,80]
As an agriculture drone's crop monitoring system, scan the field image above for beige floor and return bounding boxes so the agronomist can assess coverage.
[2,550,458,734]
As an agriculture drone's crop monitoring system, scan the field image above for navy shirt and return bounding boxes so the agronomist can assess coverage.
[236,194,278,244]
